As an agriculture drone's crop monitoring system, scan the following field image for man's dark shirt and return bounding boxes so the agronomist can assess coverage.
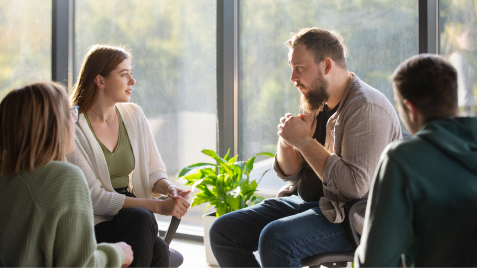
[297,103,339,202]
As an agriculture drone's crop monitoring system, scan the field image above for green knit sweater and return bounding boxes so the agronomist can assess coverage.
[0,161,125,267]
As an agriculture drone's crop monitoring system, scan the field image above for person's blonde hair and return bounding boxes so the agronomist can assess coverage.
[287,27,348,69]
[0,81,71,176]
[70,44,132,114]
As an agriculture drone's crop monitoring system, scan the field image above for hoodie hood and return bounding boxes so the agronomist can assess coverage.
[416,117,477,174]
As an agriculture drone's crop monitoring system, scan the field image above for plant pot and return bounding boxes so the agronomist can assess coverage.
[202,211,219,266]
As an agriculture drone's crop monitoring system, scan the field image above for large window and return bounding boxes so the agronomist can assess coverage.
[0,0,51,98]
[440,0,477,116]
[239,0,418,161]
[1,0,473,234]
[75,0,216,230]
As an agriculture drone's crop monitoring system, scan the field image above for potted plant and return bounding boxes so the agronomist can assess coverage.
[178,149,274,265]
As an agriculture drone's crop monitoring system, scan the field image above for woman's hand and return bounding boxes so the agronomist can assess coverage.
[123,196,190,219]
[167,184,191,201]
[156,197,190,219]
[153,178,191,200]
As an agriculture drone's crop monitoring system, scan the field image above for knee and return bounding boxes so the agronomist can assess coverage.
[122,207,157,229]
[168,248,183,268]
[152,237,171,267]
[126,207,155,221]
[258,221,289,253]
[153,236,169,255]
[209,212,235,247]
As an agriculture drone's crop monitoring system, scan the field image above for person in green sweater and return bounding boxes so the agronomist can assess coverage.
[0,81,134,267]
[355,54,477,267]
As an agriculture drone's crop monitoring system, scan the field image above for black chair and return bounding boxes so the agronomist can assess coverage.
[300,198,367,268]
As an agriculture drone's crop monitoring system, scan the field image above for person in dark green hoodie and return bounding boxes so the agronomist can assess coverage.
[355,54,477,267]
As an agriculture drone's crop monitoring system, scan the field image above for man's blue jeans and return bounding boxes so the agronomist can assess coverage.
[209,195,353,267]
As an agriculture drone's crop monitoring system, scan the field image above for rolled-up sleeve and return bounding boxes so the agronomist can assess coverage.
[322,104,400,199]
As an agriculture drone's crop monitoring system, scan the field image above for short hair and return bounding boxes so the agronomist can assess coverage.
[0,81,71,176]
[392,54,458,119]
[286,27,348,69]
[70,44,132,114]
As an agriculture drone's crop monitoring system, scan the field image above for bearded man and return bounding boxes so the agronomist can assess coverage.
[209,27,402,267]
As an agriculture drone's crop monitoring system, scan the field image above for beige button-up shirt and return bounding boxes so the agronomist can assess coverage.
[275,74,402,234]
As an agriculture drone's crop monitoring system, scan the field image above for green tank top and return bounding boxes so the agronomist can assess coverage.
[85,109,135,189]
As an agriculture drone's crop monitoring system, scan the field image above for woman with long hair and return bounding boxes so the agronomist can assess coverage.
[67,45,190,267]
[0,81,133,267]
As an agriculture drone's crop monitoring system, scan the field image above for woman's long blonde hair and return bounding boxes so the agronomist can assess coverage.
[70,44,132,114]
[0,81,71,176]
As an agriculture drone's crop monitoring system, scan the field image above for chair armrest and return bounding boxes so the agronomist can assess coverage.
[343,198,368,249]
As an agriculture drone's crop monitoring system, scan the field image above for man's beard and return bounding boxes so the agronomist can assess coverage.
[297,74,329,114]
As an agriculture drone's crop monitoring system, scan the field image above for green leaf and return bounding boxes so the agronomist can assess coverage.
[219,163,235,178]
[201,175,217,186]
[200,168,217,176]
[181,172,203,185]
[194,184,209,193]
[190,178,204,190]
[216,202,227,217]
[228,155,238,164]
[239,198,247,209]
[191,193,215,207]
[178,163,216,177]
[240,177,251,193]
[216,174,226,201]
[228,187,241,198]
[223,148,230,161]
[257,168,270,185]
[242,189,257,201]
[255,152,275,158]
[232,161,246,186]
[232,161,246,171]
[244,156,256,177]
[250,180,258,191]
[202,149,235,178]
[226,189,241,211]
[202,149,227,165]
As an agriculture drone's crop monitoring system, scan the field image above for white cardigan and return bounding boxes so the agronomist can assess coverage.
[67,103,168,225]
